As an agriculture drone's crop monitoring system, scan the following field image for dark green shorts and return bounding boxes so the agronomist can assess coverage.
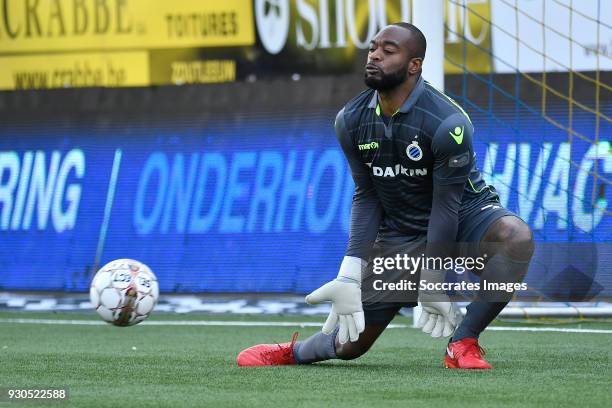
[361,191,520,326]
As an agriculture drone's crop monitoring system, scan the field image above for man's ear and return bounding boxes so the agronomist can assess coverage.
[408,58,423,75]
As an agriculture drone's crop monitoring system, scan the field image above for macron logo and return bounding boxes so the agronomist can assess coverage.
[449,126,464,144]
[447,347,455,359]
[359,142,379,151]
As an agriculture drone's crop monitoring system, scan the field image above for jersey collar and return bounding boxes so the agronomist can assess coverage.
[368,75,425,114]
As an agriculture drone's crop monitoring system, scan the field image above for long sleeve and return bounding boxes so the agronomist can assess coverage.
[426,113,474,257]
[426,182,465,258]
[335,108,383,260]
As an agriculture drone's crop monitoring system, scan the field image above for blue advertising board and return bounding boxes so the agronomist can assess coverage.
[0,107,610,292]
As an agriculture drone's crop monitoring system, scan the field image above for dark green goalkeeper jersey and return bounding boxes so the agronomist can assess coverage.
[336,75,499,259]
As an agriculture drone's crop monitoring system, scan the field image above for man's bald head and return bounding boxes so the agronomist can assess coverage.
[389,22,427,60]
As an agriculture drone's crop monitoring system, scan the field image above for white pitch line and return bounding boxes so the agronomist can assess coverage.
[485,326,612,334]
[0,318,611,334]
[0,318,405,329]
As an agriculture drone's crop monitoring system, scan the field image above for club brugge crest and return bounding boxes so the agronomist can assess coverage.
[406,141,423,161]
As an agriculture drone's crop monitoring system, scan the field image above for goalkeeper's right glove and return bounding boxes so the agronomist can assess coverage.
[417,269,463,338]
[305,256,366,344]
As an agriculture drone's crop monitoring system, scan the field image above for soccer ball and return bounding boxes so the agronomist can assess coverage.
[89,259,159,326]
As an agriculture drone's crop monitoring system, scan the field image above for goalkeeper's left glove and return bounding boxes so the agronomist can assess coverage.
[417,269,463,338]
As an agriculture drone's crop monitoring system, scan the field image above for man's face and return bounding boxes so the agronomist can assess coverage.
[364,26,414,91]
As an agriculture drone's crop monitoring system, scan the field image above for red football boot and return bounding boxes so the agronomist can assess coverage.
[445,337,492,369]
[237,332,299,366]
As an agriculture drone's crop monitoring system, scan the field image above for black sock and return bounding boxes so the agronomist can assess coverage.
[452,300,508,341]
[452,252,530,341]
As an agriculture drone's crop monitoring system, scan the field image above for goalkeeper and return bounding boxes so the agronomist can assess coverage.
[237,22,534,369]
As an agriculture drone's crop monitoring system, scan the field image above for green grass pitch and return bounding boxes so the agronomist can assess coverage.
[0,311,610,408]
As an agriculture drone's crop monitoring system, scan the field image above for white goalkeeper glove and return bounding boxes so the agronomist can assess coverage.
[417,269,463,338]
[305,256,366,344]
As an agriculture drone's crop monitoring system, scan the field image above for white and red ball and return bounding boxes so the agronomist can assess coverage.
[89,259,159,326]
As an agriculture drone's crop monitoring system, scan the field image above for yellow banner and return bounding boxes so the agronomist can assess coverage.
[0,51,149,89]
[0,0,255,53]
[444,0,493,73]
